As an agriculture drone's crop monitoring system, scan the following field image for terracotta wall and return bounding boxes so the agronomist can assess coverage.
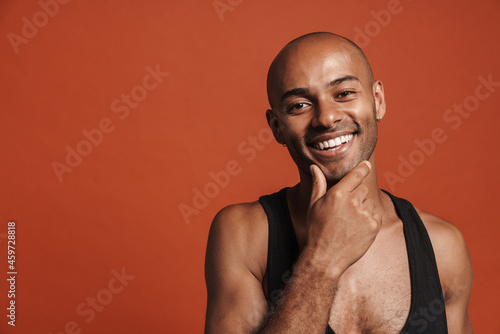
[1,0,499,332]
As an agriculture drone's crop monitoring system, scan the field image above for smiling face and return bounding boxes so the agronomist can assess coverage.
[266,33,385,185]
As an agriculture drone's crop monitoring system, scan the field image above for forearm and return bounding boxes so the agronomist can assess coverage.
[255,246,340,334]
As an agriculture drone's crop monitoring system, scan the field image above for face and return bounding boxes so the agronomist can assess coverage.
[267,40,385,185]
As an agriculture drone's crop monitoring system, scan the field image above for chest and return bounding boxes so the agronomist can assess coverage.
[327,223,411,333]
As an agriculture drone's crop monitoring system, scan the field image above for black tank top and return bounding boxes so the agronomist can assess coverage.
[259,188,448,334]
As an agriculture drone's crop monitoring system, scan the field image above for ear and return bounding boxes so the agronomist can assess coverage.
[372,80,386,121]
[266,108,285,145]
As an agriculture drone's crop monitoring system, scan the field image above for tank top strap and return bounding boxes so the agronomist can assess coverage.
[259,188,447,333]
[259,188,336,334]
[259,188,299,309]
[382,190,448,333]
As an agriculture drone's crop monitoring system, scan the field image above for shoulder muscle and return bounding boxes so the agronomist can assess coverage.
[416,209,473,301]
[204,201,269,333]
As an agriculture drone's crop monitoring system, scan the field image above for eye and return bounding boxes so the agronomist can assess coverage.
[336,90,356,100]
[292,103,306,109]
[286,102,310,113]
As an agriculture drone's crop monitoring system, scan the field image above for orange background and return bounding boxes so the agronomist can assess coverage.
[1,0,499,333]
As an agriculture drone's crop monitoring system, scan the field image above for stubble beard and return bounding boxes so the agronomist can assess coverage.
[328,111,377,186]
[292,105,378,187]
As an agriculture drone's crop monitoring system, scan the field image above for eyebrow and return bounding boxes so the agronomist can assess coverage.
[280,75,361,101]
[329,75,360,87]
[280,87,309,101]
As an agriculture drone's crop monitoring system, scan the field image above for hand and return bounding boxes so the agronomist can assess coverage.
[306,161,382,276]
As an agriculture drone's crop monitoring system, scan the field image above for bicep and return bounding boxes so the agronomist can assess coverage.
[444,240,473,333]
[445,297,473,334]
[205,269,269,333]
[427,218,473,333]
[204,207,269,333]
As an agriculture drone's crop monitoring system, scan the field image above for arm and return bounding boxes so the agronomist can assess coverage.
[204,203,269,333]
[205,161,381,333]
[421,212,474,333]
[255,247,340,333]
[204,206,340,333]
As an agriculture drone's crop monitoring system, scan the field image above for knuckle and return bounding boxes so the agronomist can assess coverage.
[349,197,359,207]
[358,210,370,220]
[330,189,343,201]
[369,216,381,230]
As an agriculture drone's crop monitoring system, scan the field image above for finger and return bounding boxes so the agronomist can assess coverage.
[309,164,327,210]
[362,197,375,213]
[335,161,371,193]
[350,183,369,205]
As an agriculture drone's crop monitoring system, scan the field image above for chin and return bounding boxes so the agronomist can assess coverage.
[318,151,369,184]
[322,163,355,185]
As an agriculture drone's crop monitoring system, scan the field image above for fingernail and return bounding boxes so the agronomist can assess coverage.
[365,161,371,170]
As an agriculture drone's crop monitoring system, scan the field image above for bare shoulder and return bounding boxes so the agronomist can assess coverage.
[414,207,466,249]
[208,200,268,253]
[206,200,269,282]
[211,200,267,233]
[204,201,272,332]
[414,207,473,301]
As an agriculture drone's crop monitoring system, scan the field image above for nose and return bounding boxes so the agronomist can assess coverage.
[311,99,343,129]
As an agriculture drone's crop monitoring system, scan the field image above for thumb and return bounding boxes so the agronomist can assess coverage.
[309,164,327,210]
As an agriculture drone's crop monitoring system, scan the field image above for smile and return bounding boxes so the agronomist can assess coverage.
[313,134,354,150]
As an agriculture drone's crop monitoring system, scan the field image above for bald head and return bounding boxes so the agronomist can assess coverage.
[266,32,374,109]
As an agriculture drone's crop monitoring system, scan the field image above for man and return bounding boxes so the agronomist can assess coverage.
[204,32,473,333]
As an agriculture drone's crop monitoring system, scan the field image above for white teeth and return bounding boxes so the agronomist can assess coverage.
[314,134,354,150]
